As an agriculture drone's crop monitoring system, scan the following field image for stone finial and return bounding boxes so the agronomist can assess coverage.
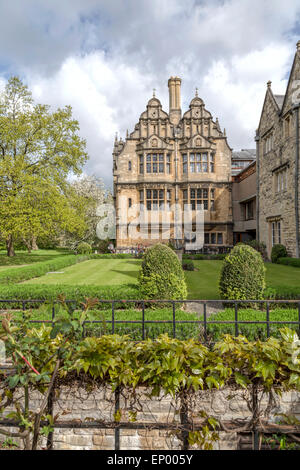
[223,128,226,136]
[267,80,272,88]
[153,88,156,97]
[195,87,198,97]
[115,132,118,142]
[297,40,300,52]
[126,129,129,138]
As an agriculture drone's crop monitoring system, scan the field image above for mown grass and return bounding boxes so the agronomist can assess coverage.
[0,249,72,267]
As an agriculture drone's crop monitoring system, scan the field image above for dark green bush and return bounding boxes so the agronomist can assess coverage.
[271,244,288,263]
[182,253,227,260]
[219,244,266,300]
[139,243,187,300]
[96,239,111,254]
[182,260,195,271]
[76,242,92,255]
[276,257,300,268]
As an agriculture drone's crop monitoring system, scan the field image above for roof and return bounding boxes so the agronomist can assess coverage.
[274,94,285,110]
[232,149,256,160]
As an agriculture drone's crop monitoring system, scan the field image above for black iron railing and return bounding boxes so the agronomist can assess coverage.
[0,298,300,341]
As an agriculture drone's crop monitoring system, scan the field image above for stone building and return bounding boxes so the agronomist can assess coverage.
[256,41,300,258]
[113,77,233,252]
[232,161,256,244]
[232,149,256,176]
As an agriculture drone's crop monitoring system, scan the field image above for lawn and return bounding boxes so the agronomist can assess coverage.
[0,249,71,267]
[23,258,141,286]
[21,257,300,300]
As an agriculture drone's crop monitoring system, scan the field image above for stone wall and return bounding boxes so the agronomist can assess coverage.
[2,386,300,450]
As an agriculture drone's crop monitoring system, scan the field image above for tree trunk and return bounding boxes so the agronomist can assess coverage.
[6,235,15,257]
[31,236,39,251]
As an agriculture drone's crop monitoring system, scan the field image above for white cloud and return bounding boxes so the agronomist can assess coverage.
[1,0,300,187]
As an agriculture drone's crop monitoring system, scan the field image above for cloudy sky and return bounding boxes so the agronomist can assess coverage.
[1,0,300,188]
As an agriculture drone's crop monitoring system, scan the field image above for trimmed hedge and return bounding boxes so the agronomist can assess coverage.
[0,283,141,309]
[0,254,96,284]
[277,257,300,268]
[271,244,288,263]
[183,254,227,260]
[219,244,266,300]
[139,244,187,300]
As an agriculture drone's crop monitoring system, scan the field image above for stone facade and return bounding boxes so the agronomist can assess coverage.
[113,77,233,252]
[257,41,300,258]
[232,161,256,244]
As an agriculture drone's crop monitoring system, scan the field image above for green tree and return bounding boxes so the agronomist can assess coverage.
[0,77,88,256]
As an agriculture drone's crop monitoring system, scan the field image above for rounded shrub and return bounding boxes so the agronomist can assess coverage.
[219,244,266,300]
[139,243,187,300]
[271,244,288,263]
[76,242,92,255]
[182,260,195,271]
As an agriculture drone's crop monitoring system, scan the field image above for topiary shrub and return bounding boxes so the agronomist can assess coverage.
[244,239,268,261]
[271,244,288,263]
[76,242,92,255]
[139,243,187,300]
[219,244,266,300]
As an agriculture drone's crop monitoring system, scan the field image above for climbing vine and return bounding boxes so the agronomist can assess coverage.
[0,297,300,450]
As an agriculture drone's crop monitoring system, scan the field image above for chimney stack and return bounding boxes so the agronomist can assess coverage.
[168,76,181,125]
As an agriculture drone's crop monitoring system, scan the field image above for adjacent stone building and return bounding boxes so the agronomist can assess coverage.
[113,77,233,252]
[232,161,256,244]
[256,41,300,258]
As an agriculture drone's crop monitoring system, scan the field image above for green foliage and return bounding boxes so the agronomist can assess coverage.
[183,254,227,260]
[219,244,266,300]
[199,308,300,341]
[244,239,268,261]
[1,302,300,450]
[76,242,92,255]
[0,76,88,256]
[96,239,111,254]
[271,244,288,263]
[139,244,187,300]
[276,257,300,268]
[182,260,195,271]
[0,283,140,309]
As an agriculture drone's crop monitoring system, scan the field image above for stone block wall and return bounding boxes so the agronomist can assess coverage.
[2,386,300,450]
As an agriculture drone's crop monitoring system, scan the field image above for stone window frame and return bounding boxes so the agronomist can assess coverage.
[140,188,172,211]
[263,132,273,154]
[205,232,223,245]
[273,166,288,194]
[182,186,216,211]
[182,151,215,174]
[139,152,171,175]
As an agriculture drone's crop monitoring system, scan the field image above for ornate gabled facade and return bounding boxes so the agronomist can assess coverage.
[113,77,233,252]
[256,41,300,258]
